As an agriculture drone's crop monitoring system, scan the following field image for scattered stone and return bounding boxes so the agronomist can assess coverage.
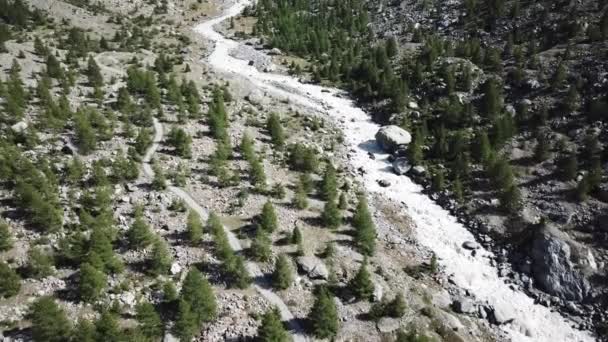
[10,120,28,133]
[296,256,329,280]
[392,157,411,175]
[462,241,480,250]
[377,317,399,333]
[170,262,182,275]
[377,179,391,187]
[452,298,476,314]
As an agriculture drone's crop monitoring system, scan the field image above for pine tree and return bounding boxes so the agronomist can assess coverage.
[27,247,54,279]
[173,299,197,342]
[259,201,278,232]
[293,180,309,209]
[576,175,591,202]
[309,286,339,339]
[481,78,502,118]
[180,268,217,324]
[72,319,96,342]
[187,210,203,245]
[430,253,438,273]
[387,293,406,318]
[386,36,398,58]
[291,226,302,245]
[0,221,13,251]
[151,164,167,190]
[561,153,578,180]
[257,308,290,342]
[74,111,97,154]
[500,185,522,214]
[251,228,272,262]
[267,113,285,148]
[136,301,163,339]
[148,239,172,275]
[321,196,341,228]
[128,211,154,249]
[272,254,293,290]
[29,297,72,342]
[352,195,376,256]
[240,133,256,161]
[135,128,152,155]
[167,126,192,158]
[0,261,21,298]
[79,262,106,303]
[94,311,123,342]
[534,131,550,162]
[320,163,338,200]
[86,55,103,87]
[349,260,374,301]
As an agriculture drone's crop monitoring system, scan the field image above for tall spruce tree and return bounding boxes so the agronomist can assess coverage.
[309,286,339,339]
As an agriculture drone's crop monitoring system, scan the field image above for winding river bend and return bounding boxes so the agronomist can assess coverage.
[194,1,595,341]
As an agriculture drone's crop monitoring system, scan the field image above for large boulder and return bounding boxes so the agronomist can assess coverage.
[375,125,411,153]
[531,225,590,301]
[296,256,329,280]
[392,157,411,175]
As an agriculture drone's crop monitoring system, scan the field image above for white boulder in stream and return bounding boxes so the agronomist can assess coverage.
[375,125,412,152]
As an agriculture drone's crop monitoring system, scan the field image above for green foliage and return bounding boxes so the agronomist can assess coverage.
[534,131,551,162]
[79,262,106,303]
[259,201,278,232]
[0,220,13,251]
[288,143,319,172]
[27,247,54,279]
[29,297,72,342]
[430,253,438,273]
[187,210,203,245]
[240,133,256,162]
[252,228,273,262]
[151,164,167,191]
[309,286,339,339]
[86,55,103,87]
[349,260,374,301]
[293,182,309,209]
[168,126,192,158]
[320,163,338,200]
[95,311,124,342]
[135,128,152,155]
[321,196,341,228]
[290,226,302,245]
[74,109,98,154]
[481,78,502,118]
[72,319,96,342]
[174,299,197,342]
[352,195,376,256]
[128,210,154,249]
[257,307,290,342]
[207,213,252,288]
[135,302,163,339]
[148,239,172,275]
[272,254,293,290]
[266,113,285,147]
[181,268,217,324]
[0,261,20,298]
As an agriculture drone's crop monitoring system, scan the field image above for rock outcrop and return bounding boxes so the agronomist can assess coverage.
[531,225,590,301]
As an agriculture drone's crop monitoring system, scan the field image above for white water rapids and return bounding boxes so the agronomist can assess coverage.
[194,1,596,341]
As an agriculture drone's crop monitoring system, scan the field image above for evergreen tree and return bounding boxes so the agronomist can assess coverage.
[74,111,97,154]
[79,262,106,303]
[561,153,578,180]
[135,128,152,155]
[0,261,20,298]
[86,55,103,87]
[293,182,309,209]
[128,211,154,249]
[167,126,192,158]
[187,210,203,245]
[257,308,290,342]
[251,228,272,262]
[180,268,217,324]
[387,293,407,318]
[72,319,96,342]
[309,286,339,339]
[136,301,163,339]
[272,254,293,290]
[349,260,374,301]
[173,299,197,342]
[148,239,172,275]
[321,196,341,229]
[27,247,54,279]
[94,311,123,342]
[320,163,338,200]
[352,195,376,256]
[151,164,167,190]
[259,201,278,232]
[240,133,255,161]
[481,78,502,118]
[267,113,285,148]
[500,185,522,214]
[534,131,551,162]
[576,175,591,202]
[29,297,72,342]
[291,226,302,245]
[0,221,13,251]
[386,36,398,58]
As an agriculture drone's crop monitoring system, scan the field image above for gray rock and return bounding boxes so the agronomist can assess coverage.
[372,282,383,302]
[531,225,590,301]
[10,121,28,133]
[452,298,476,314]
[462,241,480,250]
[411,165,426,175]
[392,157,411,175]
[377,179,391,187]
[268,48,282,55]
[296,256,329,279]
[170,262,182,275]
[432,290,451,309]
[376,317,399,333]
[375,125,412,152]
[487,305,514,325]
[163,333,179,342]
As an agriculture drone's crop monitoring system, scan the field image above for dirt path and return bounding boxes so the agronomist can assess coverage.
[142,118,308,341]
